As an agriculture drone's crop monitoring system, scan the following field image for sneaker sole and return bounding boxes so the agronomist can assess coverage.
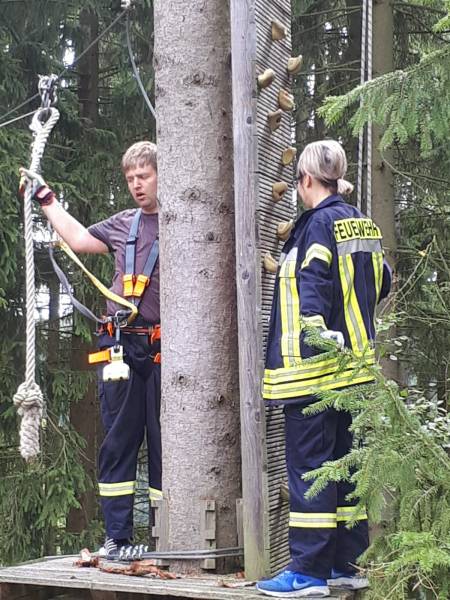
[327,577,369,590]
[256,584,330,597]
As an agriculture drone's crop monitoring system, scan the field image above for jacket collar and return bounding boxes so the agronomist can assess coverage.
[293,195,344,233]
[307,194,344,213]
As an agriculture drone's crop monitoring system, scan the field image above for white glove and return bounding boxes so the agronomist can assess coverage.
[320,329,345,348]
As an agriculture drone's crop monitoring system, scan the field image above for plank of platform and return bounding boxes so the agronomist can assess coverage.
[0,557,362,599]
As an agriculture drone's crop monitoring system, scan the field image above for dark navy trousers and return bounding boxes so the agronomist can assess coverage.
[97,330,161,540]
[284,402,369,579]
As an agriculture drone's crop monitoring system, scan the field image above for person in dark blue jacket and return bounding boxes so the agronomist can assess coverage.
[257,140,392,598]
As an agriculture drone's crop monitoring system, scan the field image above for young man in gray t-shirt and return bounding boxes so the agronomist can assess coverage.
[20,141,162,557]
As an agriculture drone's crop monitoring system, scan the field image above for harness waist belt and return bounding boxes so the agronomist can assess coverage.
[97,323,161,343]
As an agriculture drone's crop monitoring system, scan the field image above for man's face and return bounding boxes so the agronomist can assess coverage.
[125,163,158,214]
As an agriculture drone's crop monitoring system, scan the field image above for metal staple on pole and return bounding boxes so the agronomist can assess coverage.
[13,76,60,462]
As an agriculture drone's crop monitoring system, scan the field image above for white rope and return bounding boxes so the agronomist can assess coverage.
[13,107,60,462]
[356,0,367,211]
[366,0,373,218]
[356,0,374,216]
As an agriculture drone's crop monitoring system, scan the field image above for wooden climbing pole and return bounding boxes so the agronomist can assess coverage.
[230,0,298,581]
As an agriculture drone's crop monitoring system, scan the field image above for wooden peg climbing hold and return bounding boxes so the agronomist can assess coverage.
[282,147,296,166]
[264,252,278,273]
[278,89,295,112]
[272,181,289,202]
[271,19,287,41]
[267,109,283,132]
[287,55,303,75]
[258,68,276,89]
[277,220,294,241]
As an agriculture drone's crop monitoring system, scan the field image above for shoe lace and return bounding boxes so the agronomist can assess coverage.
[274,570,294,583]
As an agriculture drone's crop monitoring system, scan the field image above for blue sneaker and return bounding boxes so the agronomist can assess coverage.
[327,569,369,590]
[256,569,330,597]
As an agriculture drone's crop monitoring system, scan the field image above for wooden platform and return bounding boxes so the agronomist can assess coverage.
[0,556,362,599]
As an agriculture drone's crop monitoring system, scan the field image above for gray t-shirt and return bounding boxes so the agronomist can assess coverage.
[88,209,160,324]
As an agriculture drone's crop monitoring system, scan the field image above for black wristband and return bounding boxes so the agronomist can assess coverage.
[34,185,55,207]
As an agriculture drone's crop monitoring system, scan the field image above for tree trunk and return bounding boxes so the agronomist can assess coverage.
[372,0,396,264]
[78,8,99,126]
[67,6,101,535]
[154,0,241,574]
[372,0,398,381]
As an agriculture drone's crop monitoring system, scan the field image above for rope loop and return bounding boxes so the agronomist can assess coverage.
[13,382,44,462]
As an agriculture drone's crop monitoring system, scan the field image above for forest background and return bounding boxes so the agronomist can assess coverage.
[0,0,449,598]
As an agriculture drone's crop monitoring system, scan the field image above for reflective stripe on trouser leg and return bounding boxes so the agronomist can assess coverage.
[149,487,163,501]
[99,481,136,496]
[334,411,369,573]
[284,403,339,580]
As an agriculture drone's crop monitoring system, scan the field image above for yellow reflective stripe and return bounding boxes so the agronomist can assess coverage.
[99,481,136,497]
[338,255,369,354]
[280,271,291,364]
[288,272,301,360]
[263,369,375,400]
[301,243,332,270]
[149,487,163,500]
[301,314,326,329]
[336,506,368,522]
[372,252,383,302]
[279,253,301,366]
[289,512,337,528]
[264,351,375,384]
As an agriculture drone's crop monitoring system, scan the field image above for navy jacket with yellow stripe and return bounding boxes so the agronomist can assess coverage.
[263,194,391,405]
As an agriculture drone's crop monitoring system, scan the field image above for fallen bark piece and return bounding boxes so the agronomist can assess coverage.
[99,560,177,579]
[74,548,100,568]
[218,578,256,588]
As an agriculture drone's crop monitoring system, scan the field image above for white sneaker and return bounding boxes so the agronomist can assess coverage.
[97,537,131,558]
[327,570,369,590]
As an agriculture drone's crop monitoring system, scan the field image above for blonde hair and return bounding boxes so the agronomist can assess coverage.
[297,140,354,196]
[121,141,157,172]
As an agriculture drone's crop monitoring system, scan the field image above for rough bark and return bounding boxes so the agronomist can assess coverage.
[78,8,99,126]
[372,0,396,264]
[67,7,101,534]
[154,0,241,575]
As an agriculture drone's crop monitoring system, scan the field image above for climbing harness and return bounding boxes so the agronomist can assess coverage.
[49,241,139,382]
[86,210,161,372]
[123,209,159,303]
[13,75,60,462]
[49,241,138,326]
[357,0,373,217]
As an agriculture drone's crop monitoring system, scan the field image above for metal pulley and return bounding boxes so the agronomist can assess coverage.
[36,74,58,125]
